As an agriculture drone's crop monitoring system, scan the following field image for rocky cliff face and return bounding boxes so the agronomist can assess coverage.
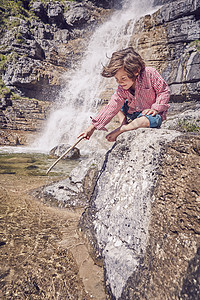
[0,1,111,100]
[0,0,113,144]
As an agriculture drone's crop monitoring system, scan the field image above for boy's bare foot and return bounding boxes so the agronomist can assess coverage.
[106,127,122,142]
[106,116,149,142]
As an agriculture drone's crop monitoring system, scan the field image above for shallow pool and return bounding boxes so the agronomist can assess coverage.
[0,152,81,177]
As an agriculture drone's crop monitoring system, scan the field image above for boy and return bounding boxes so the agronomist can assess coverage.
[78,47,170,142]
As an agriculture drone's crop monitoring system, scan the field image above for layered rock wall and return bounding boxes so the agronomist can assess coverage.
[0,95,51,145]
[130,0,200,101]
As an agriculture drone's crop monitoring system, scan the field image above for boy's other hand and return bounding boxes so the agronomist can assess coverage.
[142,109,158,116]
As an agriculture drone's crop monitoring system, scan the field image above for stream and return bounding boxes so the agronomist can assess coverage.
[0,151,105,299]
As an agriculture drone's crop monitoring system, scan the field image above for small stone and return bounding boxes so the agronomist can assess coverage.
[49,144,80,159]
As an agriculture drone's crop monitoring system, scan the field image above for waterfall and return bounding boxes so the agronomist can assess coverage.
[33,0,156,152]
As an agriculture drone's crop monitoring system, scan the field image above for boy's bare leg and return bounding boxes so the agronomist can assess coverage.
[117,111,127,125]
[106,116,149,142]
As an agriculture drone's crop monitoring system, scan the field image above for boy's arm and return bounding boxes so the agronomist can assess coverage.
[77,88,125,140]
[90,88,125,130]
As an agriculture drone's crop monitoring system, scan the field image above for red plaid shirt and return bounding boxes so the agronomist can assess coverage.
[91,67,170,131]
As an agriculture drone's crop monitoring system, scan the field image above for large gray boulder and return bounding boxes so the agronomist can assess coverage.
[79,129,200,299]
[79,129,181,298]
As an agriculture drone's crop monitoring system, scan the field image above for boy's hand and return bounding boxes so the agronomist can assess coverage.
[142,109,158,116]
[77,124,96,140]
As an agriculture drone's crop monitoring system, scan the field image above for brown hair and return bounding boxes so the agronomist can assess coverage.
[101,47,145,78]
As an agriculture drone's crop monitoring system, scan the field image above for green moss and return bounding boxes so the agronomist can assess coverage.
[0,77,26,102]
[0,52,20,72]
[0,0,28,36]
[177,119,200,133]
[189,40,200,51]
[0,0,75,102]
[15,35,24,44]
[0,54,7,69]
[0,79,10,98]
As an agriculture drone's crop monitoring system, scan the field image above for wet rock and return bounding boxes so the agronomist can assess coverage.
[0,94,12,111]
[49,144,80,159]
[38,104,200,298]
[79,129,182,298]
[0,97,51,145]
[180,247,200,299]
[38,150,105,208]
[87,0,122,9]
[2,56,65,101]
[40,177,86,208]
[168,47,200,101]
[153,0,177,4]
[120,134,200,300]
[0,129,23,146]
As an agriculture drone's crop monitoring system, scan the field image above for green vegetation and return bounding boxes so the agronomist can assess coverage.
[0,78,10,99]
[0,52,21,99]
[0,0,29,36]
[189,40,200,51]
[0,53,7,69]
[0,0,75,40]
[177,119,200,133]
[0,51,21,71]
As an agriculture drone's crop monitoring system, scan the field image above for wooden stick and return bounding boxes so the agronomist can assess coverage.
[46,136,84,174]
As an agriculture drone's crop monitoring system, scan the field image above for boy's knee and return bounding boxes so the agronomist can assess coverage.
[137,116,149,127]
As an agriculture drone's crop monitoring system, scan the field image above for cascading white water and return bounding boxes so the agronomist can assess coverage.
[33,0,156,152]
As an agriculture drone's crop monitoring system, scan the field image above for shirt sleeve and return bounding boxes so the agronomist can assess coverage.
[91,87,126,131]
[150,69,170,113]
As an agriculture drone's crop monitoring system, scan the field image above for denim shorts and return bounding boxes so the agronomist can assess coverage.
[121,100,162,128]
